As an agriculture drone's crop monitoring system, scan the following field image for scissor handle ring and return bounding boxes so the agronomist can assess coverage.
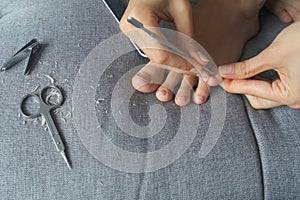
[20,93,41,119]
[40,85,64,109]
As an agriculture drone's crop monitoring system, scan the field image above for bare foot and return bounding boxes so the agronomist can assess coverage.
[132,0,263,106]
[265,0,300,23]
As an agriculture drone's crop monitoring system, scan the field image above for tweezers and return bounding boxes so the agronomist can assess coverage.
[0,39,40,75]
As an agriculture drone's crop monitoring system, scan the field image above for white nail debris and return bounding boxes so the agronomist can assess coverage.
[38,61,43,65]
[18,112,21,119]
[64,112,72,119]
[41,116,46,126]
[31,85,40,93]
[22,120,26,125]
[90,85,95,90]
[96,98,105,104]
[45,90,61,105]
[44,127,48,132]
[107,75,113,78]
[77,43,81,48]
[42,74,55,85]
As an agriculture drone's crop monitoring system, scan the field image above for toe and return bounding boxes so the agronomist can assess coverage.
[193,79,210,104]
[156,71,182,102]
[132,63,165,93]
[175,75,197,106]
[284,5,300,22]
[280,11,293,23]
[268,6,293,23]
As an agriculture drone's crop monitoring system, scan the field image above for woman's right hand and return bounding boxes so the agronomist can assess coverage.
[119,0,210,76]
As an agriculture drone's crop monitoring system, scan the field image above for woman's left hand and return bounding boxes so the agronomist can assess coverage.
[218,22,300,109]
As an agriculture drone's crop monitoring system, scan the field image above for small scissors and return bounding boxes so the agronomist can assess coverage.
[20,86,71,169]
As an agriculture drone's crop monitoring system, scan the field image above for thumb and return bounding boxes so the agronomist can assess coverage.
[218,51,273,79]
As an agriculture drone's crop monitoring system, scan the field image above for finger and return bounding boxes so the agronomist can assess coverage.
[120,8,173,64]
[221,78,287,103]
[168,0,194,37]
[245,94,283,109]
[218,52,273,79]
[131,62,165,93]
[167,1,211,67]
[147,62,195,76]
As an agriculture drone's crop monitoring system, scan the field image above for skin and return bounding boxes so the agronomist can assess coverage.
[219,21,300,109]
[120,0,263,106]
[265,0,300,23]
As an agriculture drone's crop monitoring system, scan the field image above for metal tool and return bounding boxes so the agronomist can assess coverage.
[127,17,216,76]
[20,86,71,169]
[0,39,40,75]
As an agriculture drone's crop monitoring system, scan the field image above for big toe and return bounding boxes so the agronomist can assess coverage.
[132,64,165,93]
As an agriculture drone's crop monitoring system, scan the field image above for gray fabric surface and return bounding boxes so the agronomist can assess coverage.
[241,10,300,199]
[0,0,299,199]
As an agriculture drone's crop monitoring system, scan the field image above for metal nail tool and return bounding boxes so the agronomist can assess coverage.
[0,39,40,75]
[127,17,216,76]
[20,86,71,169]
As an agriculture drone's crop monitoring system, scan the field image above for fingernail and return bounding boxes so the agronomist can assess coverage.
[201,74,209,82]
[219,65,233,74]
[197,52,209,63]
[136,72,151,82]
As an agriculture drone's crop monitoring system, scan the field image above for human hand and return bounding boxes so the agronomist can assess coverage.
[218,22,300,109]
[119,0,213,78]
[265,0,300,23]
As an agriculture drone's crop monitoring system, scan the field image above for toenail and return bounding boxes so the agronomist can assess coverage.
[281,13,292,22]
[176,96,187,102]
[158,90,167,96]
[195,95,206,103]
